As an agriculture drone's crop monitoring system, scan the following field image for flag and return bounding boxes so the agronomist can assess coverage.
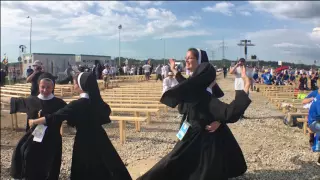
[2,53,8,65]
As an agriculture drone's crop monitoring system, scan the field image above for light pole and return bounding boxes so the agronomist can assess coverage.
[160,38,166,64]
[118,24,122,67]
[237,40,255,60]
[27,16,32,54]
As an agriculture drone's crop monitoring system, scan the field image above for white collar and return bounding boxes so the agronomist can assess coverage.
[37,93,54,100]
[79,93,89,99]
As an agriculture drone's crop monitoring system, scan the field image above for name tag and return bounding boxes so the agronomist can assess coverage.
[176,120,190,141]
[32,124,48,142]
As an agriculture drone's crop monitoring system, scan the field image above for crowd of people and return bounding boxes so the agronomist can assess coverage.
[248,66,319,91]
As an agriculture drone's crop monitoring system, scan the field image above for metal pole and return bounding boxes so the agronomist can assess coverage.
[30,18,32,54]
[163,39,166,64]
[118,28,120,67]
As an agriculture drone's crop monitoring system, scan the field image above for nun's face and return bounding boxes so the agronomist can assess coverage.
[39,80,54,97]
[185,51,198,72]
[73,79,84,93]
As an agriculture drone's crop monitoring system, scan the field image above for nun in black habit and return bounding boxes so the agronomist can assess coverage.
[29,72,132,180]
[137,48,252,180]
[5,72,67,180]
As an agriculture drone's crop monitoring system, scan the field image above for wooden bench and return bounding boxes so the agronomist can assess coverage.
[111,107,160,124]
[2,110,148,144]
[297,117,309,135]
[110,116,147,144]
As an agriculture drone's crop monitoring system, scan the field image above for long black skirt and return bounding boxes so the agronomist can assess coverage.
[10,126,62,180]
[137,123,247,180]
[69,127,132,180]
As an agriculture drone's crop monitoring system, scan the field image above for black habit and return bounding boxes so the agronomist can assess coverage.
[44,72,132,180]
[10,95,67,180]
[138,62,251,180]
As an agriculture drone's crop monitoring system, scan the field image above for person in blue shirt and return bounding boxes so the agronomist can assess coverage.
[253,70,259,83]
[289,73,296,85]
[261,70,272,85]
[306,94,320,166]
[302,90,320,150]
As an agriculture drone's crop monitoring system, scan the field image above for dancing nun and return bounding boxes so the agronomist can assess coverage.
[3,72,67,180]
[138,48,252,180]
[28,72,132,180]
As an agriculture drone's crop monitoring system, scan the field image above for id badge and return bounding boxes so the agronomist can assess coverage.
[176,120,190,141]
[32,124,48,142]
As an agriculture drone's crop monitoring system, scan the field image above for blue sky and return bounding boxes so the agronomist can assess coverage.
[1,1,320,64]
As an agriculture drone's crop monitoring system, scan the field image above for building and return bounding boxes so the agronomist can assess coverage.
[21,53,112,77]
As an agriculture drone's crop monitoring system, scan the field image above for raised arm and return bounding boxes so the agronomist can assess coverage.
[209,90,251,123]
[169,59,186,83]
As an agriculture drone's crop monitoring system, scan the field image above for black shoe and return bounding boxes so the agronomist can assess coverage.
[240,115,247,119]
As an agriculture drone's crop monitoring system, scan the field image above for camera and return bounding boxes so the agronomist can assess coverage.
[35,66,42,71]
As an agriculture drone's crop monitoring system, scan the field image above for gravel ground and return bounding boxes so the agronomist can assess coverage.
[1,76,319,180]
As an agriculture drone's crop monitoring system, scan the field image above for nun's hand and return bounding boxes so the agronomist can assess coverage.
[206,121,221,133]
[28,119,35,127]
[169,59,176,72]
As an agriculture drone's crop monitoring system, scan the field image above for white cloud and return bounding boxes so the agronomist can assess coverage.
[155,30,212,39]
[273,43,309,48]
[202,2,235,16]
[190,15,202,20]
[239,11,251,16]
[249,1,320,25]
[1,1,208,45]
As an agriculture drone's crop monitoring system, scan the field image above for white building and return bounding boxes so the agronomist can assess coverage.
[21,53,112,77]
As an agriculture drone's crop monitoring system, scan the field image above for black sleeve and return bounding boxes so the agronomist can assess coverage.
[45,100,78,127]
[209,90,251,123]
[175,72,187,83]
[10,97,28,114]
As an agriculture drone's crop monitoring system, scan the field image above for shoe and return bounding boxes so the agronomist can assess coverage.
[317,156,320,166]
[240,115,247,119]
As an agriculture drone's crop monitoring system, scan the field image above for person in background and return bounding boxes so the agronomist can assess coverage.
[289,72,296,85]
[12,67,17,84]
[261,69,272,85]
[0,68,6,86]
[162,72,178,94]
[93,60,103,80]
[142,61,151,81]
[26,60,45,96]
[311,72,318,90]
[102,64,111,89]
[299,73,308,90]
[26,66,34,77]
[305,93,320,166]
[229,58,247,119]
[155,64,162,82]
[283,71,289,85]
[223,65,227,78]
[253,69,259,83]
[57,64,74,84]
[150,64,154,76]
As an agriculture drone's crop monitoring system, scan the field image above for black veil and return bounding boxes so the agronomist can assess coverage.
[77,72,111,125]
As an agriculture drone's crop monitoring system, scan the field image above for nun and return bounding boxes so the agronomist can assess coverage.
[1,72,67,180]
[28,72,132,180]
[137,48,252,180]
